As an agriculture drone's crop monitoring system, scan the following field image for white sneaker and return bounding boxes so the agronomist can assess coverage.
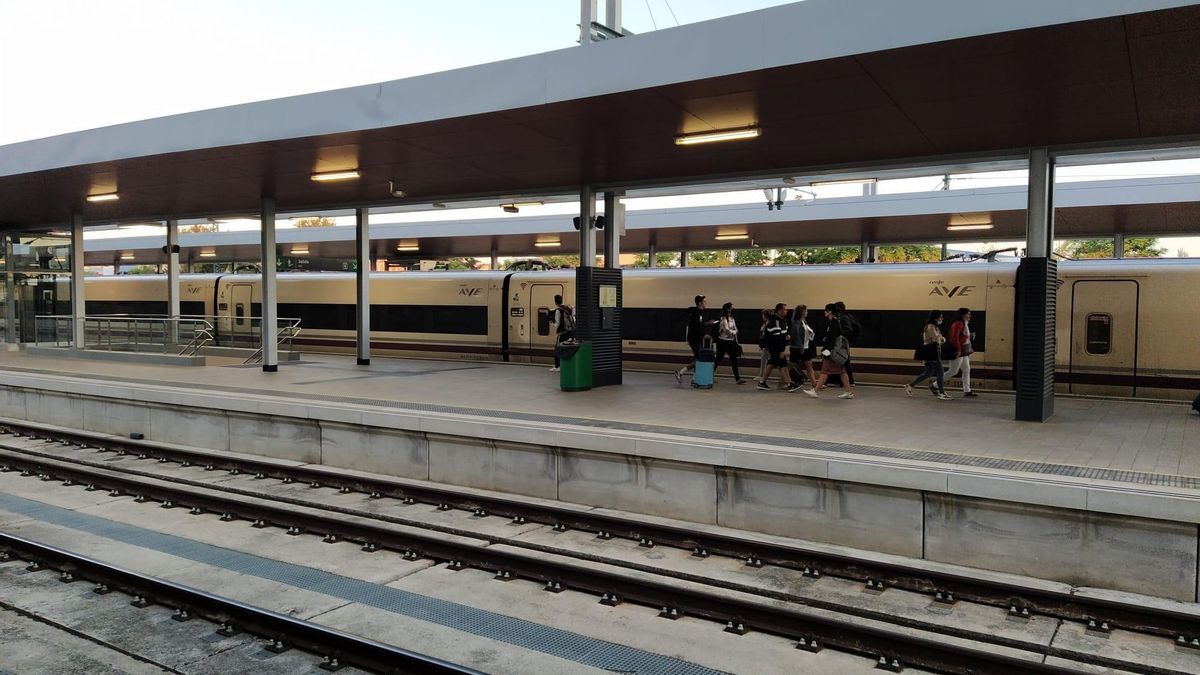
[937,392,953,400]
[549,367,560,372]
[837,392,854,399]
[904,384,913,397]
[675,368,684,383]
[801,388,818,399]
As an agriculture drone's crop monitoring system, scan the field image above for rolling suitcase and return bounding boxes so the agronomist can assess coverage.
[692,338,716,389]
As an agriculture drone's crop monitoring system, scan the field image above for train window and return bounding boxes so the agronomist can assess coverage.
[1085,313,1112,355]
[537,308,551,336]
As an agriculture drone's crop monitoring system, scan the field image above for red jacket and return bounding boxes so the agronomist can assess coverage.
[948,320,967,357]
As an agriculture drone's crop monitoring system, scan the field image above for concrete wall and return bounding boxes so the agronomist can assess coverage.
[1,381,1197,601]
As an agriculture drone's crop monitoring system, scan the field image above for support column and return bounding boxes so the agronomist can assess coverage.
[603,190,623,269]
[860,242,870,264]
[605,0,622,31]
[867,243,876,264]
[166,219,180,343]
[1113,233,1125,259]
[579,0,596,46]
[4,235,15,343]
[260,198,278,372]
[679,251,688,267]
[647,240,657,268]
[490,245,499,271]
[355,207,370,366]
[1015,147,1056,422]
[70,213,85,349]
[579,185,596,267]
[941,242,949,260]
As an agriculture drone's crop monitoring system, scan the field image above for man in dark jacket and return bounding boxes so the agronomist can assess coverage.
[757,303,792,390]
[676,294,708,383]
[834,301,858,386]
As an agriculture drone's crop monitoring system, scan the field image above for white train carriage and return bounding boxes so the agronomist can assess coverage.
[76,259,1200,401]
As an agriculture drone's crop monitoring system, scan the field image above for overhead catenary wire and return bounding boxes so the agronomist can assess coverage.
[662,0,680,26]
[644,0,658,30]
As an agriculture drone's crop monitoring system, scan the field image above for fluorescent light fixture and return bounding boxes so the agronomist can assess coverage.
[47,230,70,237]
[199,249,217,258]
[534,240,561,248]
[120,253,135,260]
[396,246,420,252]
[290,246,309,255]
[714,233,750,241]
[947,224,995,231]
[674,127,760,146]
[86,192,119,202]
[809,177,878,187]
[947,213,994,231]
[311,170,360,182]
[396,240,420,252]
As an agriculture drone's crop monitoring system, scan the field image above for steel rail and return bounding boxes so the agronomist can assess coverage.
[0,445,1116,675]
[1,421,1193,641]
[0,531,480,675]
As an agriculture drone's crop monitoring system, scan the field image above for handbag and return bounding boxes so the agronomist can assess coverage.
[913,342,937,361]
[830,336,850,367]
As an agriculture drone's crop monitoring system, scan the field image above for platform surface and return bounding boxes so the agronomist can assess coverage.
[1,350,1197,490]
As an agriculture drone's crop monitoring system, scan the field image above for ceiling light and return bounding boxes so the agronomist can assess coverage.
[809,177,878,187]
[396,240,419,252]
[674,127,760,146]
[534,240,561,248]
[86,192,119,202]
[290,246,309,255]
[947,224,995,231]
[199,249,217,258]
[120,253,135,260]
[948,212,993,227]
[396,246,419,252]
[782,177,797,186]
[47,230,70,237]
[311,170,360,182]
[714,233,750,241]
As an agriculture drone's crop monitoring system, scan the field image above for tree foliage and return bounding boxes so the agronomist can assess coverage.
[773,246,859,265]
[875,244,942,263]
[733,248,771,266]
[181,222,218,234]
[540,255,581,269]
[631,253,678,268]
[292,217,336,228]
[1054,237,1165,259]
[445,257,480,270]
[686,251,732,267]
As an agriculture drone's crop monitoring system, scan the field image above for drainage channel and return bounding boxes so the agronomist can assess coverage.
[0,531,477,675]
[0,442,1089,675]
[1,421,1195,643]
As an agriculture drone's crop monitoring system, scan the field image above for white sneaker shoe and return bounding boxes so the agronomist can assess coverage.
[837,392,855,399]
[937,392,953,400]
[549,367,560,372]
[802,388,818,399]
[903,384,913,397]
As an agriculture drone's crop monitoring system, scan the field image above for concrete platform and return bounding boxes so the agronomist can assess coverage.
[1,350,1199,600]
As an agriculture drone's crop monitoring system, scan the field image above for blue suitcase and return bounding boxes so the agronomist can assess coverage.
[692,341,716,389]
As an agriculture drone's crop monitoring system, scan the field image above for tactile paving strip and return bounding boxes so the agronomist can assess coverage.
[0,493,725,675]
[4,365,1197,489]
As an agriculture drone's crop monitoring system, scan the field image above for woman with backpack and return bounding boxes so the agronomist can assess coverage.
[798,303,854,399]
[906,310,953,400]
[942,307,978,397]
[786,304,817,391]
[714,302,748,384]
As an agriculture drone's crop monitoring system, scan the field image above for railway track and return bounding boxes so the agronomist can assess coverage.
[0,531,477,675]
[1,420,1197,674]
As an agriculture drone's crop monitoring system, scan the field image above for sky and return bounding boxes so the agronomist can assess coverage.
[0,0,791,144]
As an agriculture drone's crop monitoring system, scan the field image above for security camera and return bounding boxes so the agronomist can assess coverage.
[389,181,407,199]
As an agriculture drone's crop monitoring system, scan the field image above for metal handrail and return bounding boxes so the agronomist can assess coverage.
[33,315,300,360]
[243,318,302,364]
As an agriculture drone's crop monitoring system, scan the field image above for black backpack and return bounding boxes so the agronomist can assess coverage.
[840,313,862,344]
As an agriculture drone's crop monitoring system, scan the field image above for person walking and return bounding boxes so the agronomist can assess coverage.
[799,303,854,399]
[755,308,771,383]
[549,294,574,372]
[715,302,748,384]
[943,307,978,397]
[787,304,817,391]
[676,295,709,383]
[757,303,792,391]
[906,310,953,400]
[834,301,859,387]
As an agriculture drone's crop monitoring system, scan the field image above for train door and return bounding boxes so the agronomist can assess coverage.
[219,282,255,348]
[527,284,563,361]
[1069,280,1138,397]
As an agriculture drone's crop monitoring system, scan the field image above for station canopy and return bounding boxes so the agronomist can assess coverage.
[3,0,1200,234]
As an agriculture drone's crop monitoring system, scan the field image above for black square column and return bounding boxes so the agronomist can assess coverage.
[1014,257,1057,421]
[575,266,622,387]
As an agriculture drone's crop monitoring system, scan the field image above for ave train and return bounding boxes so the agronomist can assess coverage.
[73,259,1198,400]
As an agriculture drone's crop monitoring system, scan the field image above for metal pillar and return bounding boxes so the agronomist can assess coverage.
[867,243,876,264]
[1113,233,1125,259]
[355,207,370,366]
[606,0,622,30]
[579,185,596,266]
[679,251,688,267]
[647,240,657,268]
[579,0,596,46]
[860,242,870,264]
[941,242,949,260]
[4,235,15,343]
[863,182,877,197]
[70,213,85,349]
[259,198,278,372]
[166,219,180,343]
[603,191,623,269]
[490,245,499,271]
[1015,147,1056,422]
[1026,148,1055,258]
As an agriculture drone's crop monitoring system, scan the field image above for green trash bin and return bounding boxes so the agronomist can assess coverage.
[557,340,593,391]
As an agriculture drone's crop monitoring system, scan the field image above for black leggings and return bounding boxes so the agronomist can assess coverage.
[714,339,741,380]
